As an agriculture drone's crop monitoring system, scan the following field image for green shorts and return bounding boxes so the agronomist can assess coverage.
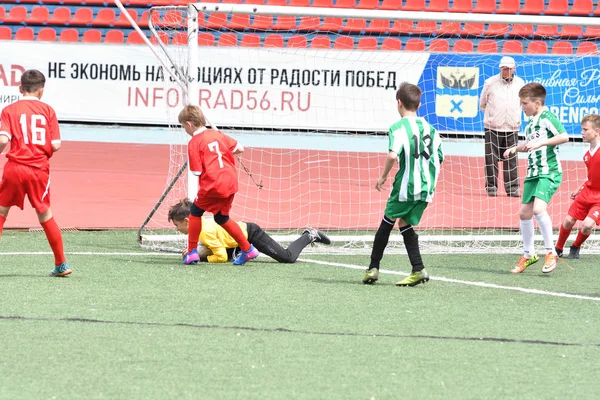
[522,175,562,204]
[384,199,429,226]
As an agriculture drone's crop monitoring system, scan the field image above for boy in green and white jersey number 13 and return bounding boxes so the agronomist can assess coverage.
[363,82,444,287]
[503,82,569,274]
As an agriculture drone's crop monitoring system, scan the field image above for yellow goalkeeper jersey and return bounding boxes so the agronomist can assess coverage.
[200,219,248,263]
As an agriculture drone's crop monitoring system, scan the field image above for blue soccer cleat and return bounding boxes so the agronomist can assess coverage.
[49,262,72,277]
[233,245,259,265]
[183,248,200,265]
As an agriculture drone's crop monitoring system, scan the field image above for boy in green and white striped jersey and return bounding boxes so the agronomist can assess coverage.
[503,82,569,274]
[363,82,444,287]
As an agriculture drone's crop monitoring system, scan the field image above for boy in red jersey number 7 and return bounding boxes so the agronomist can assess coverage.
[0,69,71,277]
[554,114,600,259]
[178,105,258,265]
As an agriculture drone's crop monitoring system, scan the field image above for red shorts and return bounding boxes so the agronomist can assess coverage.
[194,192,235,216]
[0,161,51,213]
[568,187,600,225]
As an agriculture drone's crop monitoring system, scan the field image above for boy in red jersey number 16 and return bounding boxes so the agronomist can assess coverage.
[0,69,71,277]
[555,114,600,260]
[178,105,258,265]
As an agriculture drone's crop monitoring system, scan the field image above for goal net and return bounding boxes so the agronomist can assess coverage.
[118,1,600,254]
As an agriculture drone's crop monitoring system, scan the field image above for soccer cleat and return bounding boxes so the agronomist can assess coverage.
[183,248,200,265]
[396,269,429,287]
[303,228,331,245]
[541,252,558,273]
[233,244,259,265]
[507,191,521,198]
[555,247,564,258]
[362,268,379,284]
[510,254,539,274]
[566,245,580,260]
[49,262,72,277]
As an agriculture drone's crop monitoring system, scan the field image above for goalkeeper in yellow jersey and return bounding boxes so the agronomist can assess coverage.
[168,198,331,263]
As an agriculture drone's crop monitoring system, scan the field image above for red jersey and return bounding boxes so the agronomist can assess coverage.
[0,97,60,170]
[583,146,600,191]
[188,127,239,197]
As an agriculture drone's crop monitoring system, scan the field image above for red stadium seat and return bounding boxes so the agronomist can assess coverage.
[15,27,34,41]
[137,10,150,28]
[356,0,378,9]
[251,15,273,30]
[240,33,260,47]
[27,7,49,24]
[228,14,250,30]
[82,29,102,43]
[113,10,139,27]
[453,39,474,52]
[198,32,215,46]
[344,18,367,33]
[473,0,496,13]
[104,29,124,44]
[502,40,524,53]
[545,0,569,15]
[404,38,425,51]
[311,0,333,6]
[36,27,56,42]
[0,6,5,22]
[535,25,558,37]
[71,8,93,26]
[413,20,437,35]
[0,27,11,40]
[333,0,355,8]
[428,38,450,52]
[520,0,545,14]
[59,28,79,42]
[244,0,265,4]
[127,31,147,44]
[266,0,286,5]
[93,9,116,27]
[272,15,297,31]
[486,24,509,36]
[289,0,311,6]
[149,31,169,45]
[334,35,354,49]
[477,39,498,53]
[510,24,534,37]
[320,17,343,33]
[263,34,284,47]
[206,13,227,30]
[437,21,461,35]
[497,0,520,14]
[569,0,593,16]
[287,35,307,48]
[298,16,320,31]
[49,7,71,25]
[583,26,600,38]
[526,41,548,54]
[450,0,472,12]
[357,37,378,50]
[551,41,573,54]
[403,0,425,11]
[390,20,413,34]
[172,32,188,45]
[427,0,449,12]
[381,37,402,50]
[4,6,27,24]
[378,0,402,10]
[576,41,598,55]
[462,23,484,36]
[559,25,582,38]
[310,35,331,49]
[218,33,238,46]
[365,19,391,34]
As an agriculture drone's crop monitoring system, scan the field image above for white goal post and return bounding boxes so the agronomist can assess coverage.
[113,0,600,254]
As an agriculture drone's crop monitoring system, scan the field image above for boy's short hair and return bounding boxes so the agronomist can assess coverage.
[20,69,46,93]
[581,114,600,130]
[178,105,206,127]
[395,82,421,111]
[519,82,547,105]
[168,198,191,222]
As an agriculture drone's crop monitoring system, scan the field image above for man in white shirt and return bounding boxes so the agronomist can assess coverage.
[480,56,525,197]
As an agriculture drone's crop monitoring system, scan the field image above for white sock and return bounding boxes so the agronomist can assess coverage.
[520,219,535,258]
[535,212,555,254]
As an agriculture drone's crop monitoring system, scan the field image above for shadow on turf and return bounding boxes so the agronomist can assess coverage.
[0,273,50,278]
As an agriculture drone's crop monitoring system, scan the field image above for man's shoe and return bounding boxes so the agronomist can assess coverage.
[507,191,521,198]
[510,254,539,274]
[303,228,331,245]
[233,245,259,265]
[541,252,558,273]
[555,247,564,258]
[183,248,200,265]
[396,269,429,287]
[362,268,379,284]
[567,245,580,260]
[487,189,497,197]
[49,262,72,277]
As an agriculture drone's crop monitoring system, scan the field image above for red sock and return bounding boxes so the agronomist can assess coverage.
[41,217,66,266]
[556,225,572,251]
[0,215,5,238]
[573,230,590,248]
[220,219,251,251]
[187,215,202,252]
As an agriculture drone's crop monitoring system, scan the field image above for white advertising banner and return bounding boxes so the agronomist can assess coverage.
[0,42,429,131]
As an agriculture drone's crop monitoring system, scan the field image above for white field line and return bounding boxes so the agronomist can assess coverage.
[1,251,598,302]
[298,258,600,302]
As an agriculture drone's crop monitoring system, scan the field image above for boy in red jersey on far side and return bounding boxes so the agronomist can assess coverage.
[0,69,71,277]
[555,114,600,259]
[178,105,258,265]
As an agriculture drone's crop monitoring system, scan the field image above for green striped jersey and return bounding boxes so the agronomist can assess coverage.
[523,109,566,180]
[388,117,444,202]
